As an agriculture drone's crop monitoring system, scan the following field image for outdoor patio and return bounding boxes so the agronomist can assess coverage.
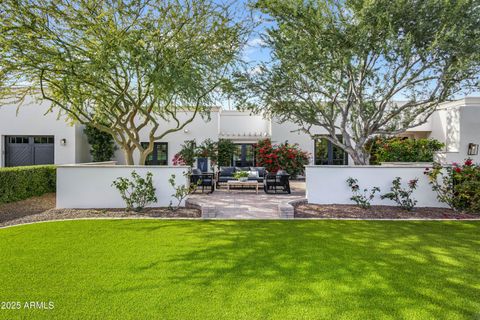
[186,180,306,219]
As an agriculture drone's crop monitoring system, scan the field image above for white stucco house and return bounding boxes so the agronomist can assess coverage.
[0,95,479,168]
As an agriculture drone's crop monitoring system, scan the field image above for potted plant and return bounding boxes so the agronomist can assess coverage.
[233,171,249,182]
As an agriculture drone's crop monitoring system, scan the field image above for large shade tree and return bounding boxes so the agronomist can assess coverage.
[236,0,480,164]
[1,0,250,164]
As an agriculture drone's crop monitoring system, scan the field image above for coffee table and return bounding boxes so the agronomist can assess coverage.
[226,180,261,194]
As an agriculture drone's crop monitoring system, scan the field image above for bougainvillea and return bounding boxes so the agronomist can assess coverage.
[255,139,309,178]
[424,159,480,213]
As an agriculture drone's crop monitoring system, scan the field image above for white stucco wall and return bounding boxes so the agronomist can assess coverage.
[430,98,480,164]
[113,110,220,165]
[306,166,446,207]
[57,164,189,208]
[0,96,89,167]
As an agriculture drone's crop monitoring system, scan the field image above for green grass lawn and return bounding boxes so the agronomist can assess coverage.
[0,220,479,319]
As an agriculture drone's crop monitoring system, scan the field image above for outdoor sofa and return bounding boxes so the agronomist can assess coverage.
[216,166,266,187]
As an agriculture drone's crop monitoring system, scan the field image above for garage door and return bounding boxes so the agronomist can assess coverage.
[5,136,54,167]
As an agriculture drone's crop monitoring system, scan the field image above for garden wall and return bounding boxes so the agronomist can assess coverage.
[305,165,447,208]
[56,163,189,208]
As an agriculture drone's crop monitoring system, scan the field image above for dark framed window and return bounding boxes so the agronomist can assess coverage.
[314,135,348,165]
[233,144,255,167]
[141,142,168,165]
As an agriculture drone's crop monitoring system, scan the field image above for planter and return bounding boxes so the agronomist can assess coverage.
[239,177,248,182]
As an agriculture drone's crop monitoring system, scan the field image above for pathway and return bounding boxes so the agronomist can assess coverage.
[186,181,306,219]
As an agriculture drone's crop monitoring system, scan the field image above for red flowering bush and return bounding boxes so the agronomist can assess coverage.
[255,139,309,178]
[424,159,480,213]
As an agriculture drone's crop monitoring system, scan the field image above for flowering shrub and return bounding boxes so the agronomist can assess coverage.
[370,137,444,164]
[424,159,480,213]
[255,139,309,177]
[381,177,418,210]
[172,139,227,167]
[346,177,381,209]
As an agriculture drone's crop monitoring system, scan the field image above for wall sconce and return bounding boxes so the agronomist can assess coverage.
[467,143,479,156]
[60,138,67,146]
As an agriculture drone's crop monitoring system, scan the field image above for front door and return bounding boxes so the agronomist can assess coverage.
[233,144,255,167]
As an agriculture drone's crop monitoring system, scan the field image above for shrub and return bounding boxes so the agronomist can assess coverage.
[255,138,310,178]
[424,159,480,213]
[0,165,56,204]
[370,137,444,164]
[112,171,157,212]
[381,177,418,210]
[172,138,236,168]
[346,177,380,209]
[168,173,198,211]
[217,139,236,167]
[173,140,197,167]
[84,125,117,162]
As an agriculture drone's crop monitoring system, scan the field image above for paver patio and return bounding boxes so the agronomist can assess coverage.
[186,181,306,219]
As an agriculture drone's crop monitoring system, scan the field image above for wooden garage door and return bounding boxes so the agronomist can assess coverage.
[5,136,54,167]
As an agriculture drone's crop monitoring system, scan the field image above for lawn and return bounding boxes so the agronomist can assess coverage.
[0,220,479,319]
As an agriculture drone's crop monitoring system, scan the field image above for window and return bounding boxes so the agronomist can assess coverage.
[34,137,54,144]
[233,144,255,167]
[314,135,348,165]
[8,137,29,144]
[141,142,168,165]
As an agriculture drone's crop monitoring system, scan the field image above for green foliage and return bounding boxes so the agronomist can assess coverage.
[236,0,480,164]
[1,0,250,164]
[0,165,56,204]
[381,177,418,211]
[346,177,381,209]
[255,138,309,178]
[371,138,444,163]
[168,173,198,211]
[173,138,235,168]
[112,171,157,212]
[217,139,236,167]
[196,139,218,165]
[174,140,197,167]
[424,159,480,213]
[84,125,117,162]
[233,171,249,179]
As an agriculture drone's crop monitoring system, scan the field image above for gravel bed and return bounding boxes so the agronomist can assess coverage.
[0,193,200,227]
[294,203,480,219]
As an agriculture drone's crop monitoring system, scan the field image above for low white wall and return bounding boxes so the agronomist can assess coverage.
[306,166,446,208]
[57,164,190,209]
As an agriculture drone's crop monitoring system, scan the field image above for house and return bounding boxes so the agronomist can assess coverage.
[0,95,479,167]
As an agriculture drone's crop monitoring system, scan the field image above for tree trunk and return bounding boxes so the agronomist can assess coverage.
[348,148,371,165]
[124,148,134,165]
[139,152,148,166]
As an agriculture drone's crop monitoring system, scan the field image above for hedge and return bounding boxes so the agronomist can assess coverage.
[0,165,56,204]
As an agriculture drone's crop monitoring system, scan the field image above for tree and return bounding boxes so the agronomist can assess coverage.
[236,0,480,164]
[1,0,250,164]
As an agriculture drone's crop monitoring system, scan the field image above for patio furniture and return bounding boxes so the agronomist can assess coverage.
[190,168,215,193]
[264,170,291,194]
[226,180,261,194]
[217,166,266,187]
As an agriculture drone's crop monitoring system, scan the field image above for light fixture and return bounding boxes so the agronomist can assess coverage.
[184,129,190,134]
[467,143,479,155]
[60,138,67,146]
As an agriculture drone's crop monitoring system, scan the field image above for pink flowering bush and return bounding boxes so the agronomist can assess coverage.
[424,159,480,213]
